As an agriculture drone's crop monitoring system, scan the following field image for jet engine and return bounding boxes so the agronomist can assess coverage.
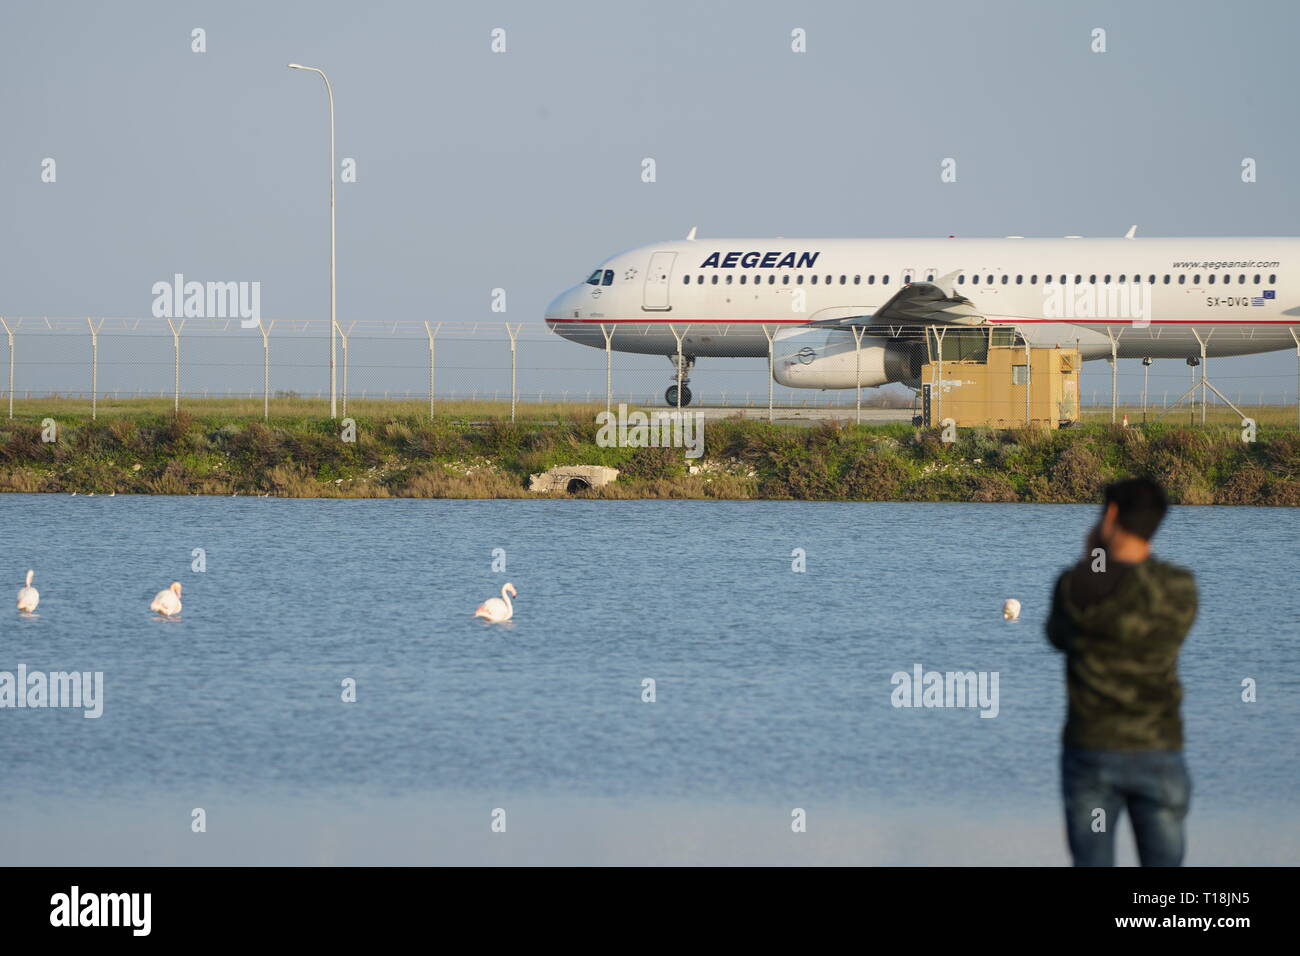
[772,325,925,389]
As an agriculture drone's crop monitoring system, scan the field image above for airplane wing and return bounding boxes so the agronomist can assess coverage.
[809,271,987,329]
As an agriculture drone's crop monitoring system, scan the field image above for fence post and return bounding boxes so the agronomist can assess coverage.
[762,325,775,423]
[1024,336,1031,426]
[1141,357,1151,424]
[601,323,614,415]
[1292,329,1300,430]
[424,321,441,420]
[87,317,101,420]
[852,325,865,424]
[1106,328,1120,424]
[338,322,354,417]
[164,317,183,413]
[668,324,690,411]
[0,317,12,419]
[1193,329,1211,426]
[505,324,521,422]
[932,326,946,426]
[259,320,271,420]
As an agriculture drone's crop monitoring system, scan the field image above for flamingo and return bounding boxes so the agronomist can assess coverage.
[151,581,183,617]
[1002,598,1021,621]
[17,570,39,613]
[474,582,517,623]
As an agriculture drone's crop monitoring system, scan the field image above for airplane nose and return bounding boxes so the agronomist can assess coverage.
[545,288,575,325]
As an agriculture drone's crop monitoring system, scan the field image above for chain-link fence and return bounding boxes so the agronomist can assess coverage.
[0,316,1297,426]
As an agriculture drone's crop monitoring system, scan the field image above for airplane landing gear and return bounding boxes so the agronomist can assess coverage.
[665,384,693,407]
[665,354,696,407]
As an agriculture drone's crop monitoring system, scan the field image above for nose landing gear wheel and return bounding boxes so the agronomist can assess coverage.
[665,385,693,407]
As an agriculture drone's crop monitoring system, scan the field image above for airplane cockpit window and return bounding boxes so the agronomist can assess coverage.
[603,270,614,285]
[586,270,603,285]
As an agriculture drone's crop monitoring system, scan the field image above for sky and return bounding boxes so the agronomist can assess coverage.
[3,0,1300,405]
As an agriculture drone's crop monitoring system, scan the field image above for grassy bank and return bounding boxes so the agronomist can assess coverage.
[1,402,1297,504]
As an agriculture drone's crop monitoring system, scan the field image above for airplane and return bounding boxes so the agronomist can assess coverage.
[544,229,1298,407]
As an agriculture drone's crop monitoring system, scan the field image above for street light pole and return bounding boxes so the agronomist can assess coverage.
[288,63,338,418]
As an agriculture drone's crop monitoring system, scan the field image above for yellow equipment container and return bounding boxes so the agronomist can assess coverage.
[921,344,1080,429]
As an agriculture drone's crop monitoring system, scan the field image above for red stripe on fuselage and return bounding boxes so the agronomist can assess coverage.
[545,317,1300,325]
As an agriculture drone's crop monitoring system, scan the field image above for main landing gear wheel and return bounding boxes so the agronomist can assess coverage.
[665,385,693,407]
[665,353,696,407]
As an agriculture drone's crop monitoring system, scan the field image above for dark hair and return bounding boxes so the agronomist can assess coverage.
[1104,478,1168,540]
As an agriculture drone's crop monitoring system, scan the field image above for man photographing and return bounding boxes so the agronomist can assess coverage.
[1047,477,1199,866]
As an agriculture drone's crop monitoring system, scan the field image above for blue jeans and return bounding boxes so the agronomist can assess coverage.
[1061,747,1191,866]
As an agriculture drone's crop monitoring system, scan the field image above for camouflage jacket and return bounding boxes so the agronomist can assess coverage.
[1046,556,1198,751]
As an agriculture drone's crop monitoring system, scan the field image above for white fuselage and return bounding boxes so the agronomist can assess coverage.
[544,237,1299,388]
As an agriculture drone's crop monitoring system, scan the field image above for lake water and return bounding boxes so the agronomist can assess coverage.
[2,495,1296,865]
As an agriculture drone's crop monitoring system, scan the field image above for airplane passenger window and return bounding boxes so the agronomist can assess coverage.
[904,274,912,283]
[1148,275,1156,284]
[958,275,965,284]
[1015,275,1023,284]
[1239,274,1246,284]
[1164,275,1171,284]
[1031,274,1038,284]
[603,270,614,285]
[869,275,876,284]
[797,275,804,284]
[1001,275,1009,284]
[739,275,747,284]
[825,275,832,285]
[725,275,733,284]
[782,275,790,284]
[1076,275,1083,285]
[1194,275,1201,284]
[1104,275,1112,283]
[1254,274,1261,284]
[972,275,980,284]
[1208,274,1216,284]
[711,276,719,285]
[698,276,704,284]
[853,275,861,285]
[1089,275,1097,284]
[1178,275,1186,284]
[811,275,818,284]
[769,275,776,284]
[882,275,890,284]
[1270,273,1277,283]
[1118,275,1125,283]
[840,275,847,285]
[683,276,690,285]
[926,274,935,281]
[1060,275,1067,284]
